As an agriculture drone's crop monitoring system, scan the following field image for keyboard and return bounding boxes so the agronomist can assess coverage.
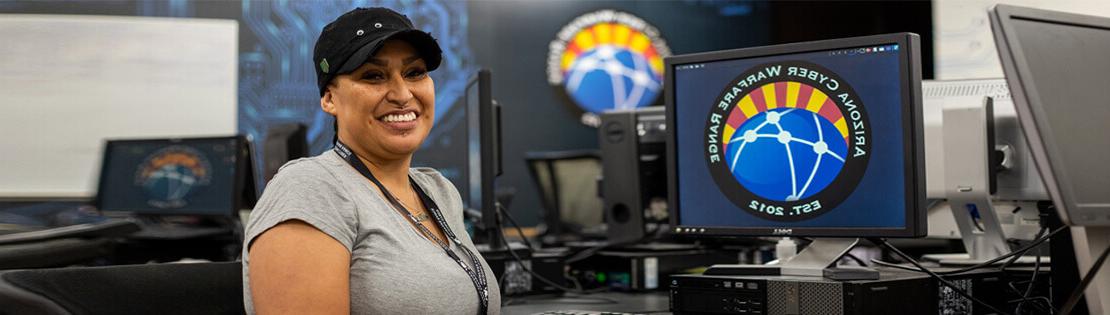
[0,220,141,245]
[533,311,648,315]
[129,224,230,240]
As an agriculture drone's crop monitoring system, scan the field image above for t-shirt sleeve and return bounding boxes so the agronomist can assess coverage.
[243,160,359,253]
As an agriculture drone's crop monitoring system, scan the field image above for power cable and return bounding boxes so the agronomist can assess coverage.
[868,237,1013,315]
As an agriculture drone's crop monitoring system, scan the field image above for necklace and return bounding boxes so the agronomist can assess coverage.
[333,141,488,314]
[393,189,432,223]
[412,212,431,223]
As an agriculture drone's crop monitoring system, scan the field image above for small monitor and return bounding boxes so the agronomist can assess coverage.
[666,33,926,238]
[991,5,1110,227]
[260,123,308,185]
[95,136,249,216]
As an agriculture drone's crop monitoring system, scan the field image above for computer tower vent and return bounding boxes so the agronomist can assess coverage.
[767,280,843,315]
[801,282,843,315]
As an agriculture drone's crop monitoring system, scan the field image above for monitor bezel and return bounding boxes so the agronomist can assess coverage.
[94,135,249,217]
[664,32,927,238]
[990,4,1110,227]
[465,69,501,232]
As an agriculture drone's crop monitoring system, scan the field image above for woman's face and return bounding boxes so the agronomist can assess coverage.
[322,39,435,161]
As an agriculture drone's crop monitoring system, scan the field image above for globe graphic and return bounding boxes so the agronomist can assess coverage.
[564,45,661,113]
[725,108,849,202]
[141,164,200,202]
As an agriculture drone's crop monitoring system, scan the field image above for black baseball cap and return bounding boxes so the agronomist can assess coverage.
[313,7,443,96]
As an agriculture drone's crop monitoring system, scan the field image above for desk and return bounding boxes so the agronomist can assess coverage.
[502,291,670,315]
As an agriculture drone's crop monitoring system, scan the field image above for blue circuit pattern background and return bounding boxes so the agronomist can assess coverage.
[235,1,477,188]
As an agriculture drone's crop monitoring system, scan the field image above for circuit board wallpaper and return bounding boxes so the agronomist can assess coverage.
[1,0,805,226]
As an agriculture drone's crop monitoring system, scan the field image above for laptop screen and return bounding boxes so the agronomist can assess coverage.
[96,137,243,216]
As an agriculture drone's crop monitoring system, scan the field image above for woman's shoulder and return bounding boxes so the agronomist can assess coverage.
[266,151,349,190]
[409,167,461,200]
[409,167,451,188]
[409,166,445,178]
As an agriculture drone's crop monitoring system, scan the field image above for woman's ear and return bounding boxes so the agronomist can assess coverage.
[320,87,337,115]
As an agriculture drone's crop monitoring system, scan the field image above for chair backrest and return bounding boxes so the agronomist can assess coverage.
[525,150,603,237]
[0,261,244,315]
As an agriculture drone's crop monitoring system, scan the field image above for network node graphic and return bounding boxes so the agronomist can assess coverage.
[142,164,201,201]
[725,107,848,202]
[564,45,661,113]
[547,10,672,116]
[704,61,871,221]
[134,146,211,209]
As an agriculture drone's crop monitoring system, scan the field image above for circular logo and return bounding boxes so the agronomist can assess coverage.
[546,10,671,119]
[704,61,871,221]
[133,146,212,209]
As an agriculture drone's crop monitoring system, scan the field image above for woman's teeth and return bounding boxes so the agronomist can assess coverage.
[382,112,417,122]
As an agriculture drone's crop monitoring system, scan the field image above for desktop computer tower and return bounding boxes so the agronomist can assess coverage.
[670,268,1051,315]
[599,107,668,244]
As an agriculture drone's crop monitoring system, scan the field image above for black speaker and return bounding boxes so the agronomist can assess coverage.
[599,107,667,244]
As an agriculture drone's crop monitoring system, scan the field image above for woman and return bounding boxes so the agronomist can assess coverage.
[242,7,500,314]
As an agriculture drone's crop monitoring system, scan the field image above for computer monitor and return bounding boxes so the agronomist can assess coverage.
[920,79,1048,264]
[922,79,1049,202]
[260,123,308,185]
[465,69,504,247]
[992,5,1110,314]
[666,33,926,239]
[991,5,1110,227]
[95,136,250,217]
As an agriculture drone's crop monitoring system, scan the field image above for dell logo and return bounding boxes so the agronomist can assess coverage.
[772,228,793,235]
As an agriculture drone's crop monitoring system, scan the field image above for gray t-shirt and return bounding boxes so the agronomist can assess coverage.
[242,150,501,314]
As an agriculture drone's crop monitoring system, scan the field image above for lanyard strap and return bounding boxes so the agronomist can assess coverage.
[333,142,489,314]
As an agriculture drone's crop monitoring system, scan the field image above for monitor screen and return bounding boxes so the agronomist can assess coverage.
[667,33,925,237]
[470,70,501,232]
[412,69,498,236]
[96,137,244,216]
[992,5,1110,226]
[465,73,482,214]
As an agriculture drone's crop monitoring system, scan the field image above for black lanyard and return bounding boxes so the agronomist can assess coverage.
[333,141,490,314]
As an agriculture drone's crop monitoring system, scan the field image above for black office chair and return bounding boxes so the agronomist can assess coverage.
[524,150,605,244]
[0,261,245,315]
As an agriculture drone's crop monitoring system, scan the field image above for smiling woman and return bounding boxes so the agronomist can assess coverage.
[324,40,438,166]
[241,7,500,315]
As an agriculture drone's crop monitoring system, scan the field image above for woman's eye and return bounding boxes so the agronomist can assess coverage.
[406,68,428,79]
[362,72,385,81]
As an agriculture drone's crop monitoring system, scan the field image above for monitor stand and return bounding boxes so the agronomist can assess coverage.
[924,97,1017,266]
[704,238,874,278]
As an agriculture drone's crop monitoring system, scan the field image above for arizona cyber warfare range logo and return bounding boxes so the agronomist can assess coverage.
[133,146,212,209]
[546,10,671,125]
[705,61,871,221]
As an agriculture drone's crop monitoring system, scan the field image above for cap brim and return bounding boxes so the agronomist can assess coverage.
[336,29,443,75]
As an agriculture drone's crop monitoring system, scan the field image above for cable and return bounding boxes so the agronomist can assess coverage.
[871,226,1066,276]
[1059,242,1110,315]
[494,204,609,296]
[502,292,619,306]
[497,203,536,250]
[1014,252,1042,315]
[843,252,867,266]
[869,259,924,272]
[1000,227,1048,274]
[869,237,1014,315]
[936,226,1063,275]
[562,232,659,265]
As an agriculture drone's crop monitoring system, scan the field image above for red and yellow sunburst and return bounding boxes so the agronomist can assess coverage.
[558,22,664,80]
[722,81,850,151]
